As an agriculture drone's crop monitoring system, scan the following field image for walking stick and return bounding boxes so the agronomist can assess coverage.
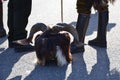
[61,0,63,22]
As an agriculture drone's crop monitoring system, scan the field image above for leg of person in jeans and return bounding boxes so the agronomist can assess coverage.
[0,0,6,38]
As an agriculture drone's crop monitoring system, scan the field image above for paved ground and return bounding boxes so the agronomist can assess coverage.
[0,0,120,80]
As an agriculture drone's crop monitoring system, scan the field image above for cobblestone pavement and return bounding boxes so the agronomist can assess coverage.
[0,0,120,80]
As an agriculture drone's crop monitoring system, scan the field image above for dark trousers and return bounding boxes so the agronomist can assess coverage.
[0,0,3,27]
[7,0,32,42]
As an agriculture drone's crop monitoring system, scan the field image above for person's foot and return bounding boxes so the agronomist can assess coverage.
[0,28,6,38]
[9,40,34,52]
[14,44,34,52]
[71,44,84,54]
[88,38,107,48]
[12,39,30,45]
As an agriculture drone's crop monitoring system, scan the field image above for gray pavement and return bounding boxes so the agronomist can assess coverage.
[0,0,120,80]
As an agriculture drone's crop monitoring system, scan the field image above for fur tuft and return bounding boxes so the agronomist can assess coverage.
[56,46,67,66]
[32,31,43,44]
[59,31,74,44]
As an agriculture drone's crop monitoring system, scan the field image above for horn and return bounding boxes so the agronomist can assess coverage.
[27,23,48,43]
[55,23,81,46]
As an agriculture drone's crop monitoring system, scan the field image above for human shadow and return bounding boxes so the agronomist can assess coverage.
[0,36,7,45]
[66,46,120,80]
[88,46,120,80]
[0,48,5,52]
[69,12,116,36]
[67,52,88,80]
[0,37,7,52]
[0,48,30,80]
[24,61,68,80]
[88,47,110,80]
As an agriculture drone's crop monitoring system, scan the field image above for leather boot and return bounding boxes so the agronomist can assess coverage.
[88,11,108,48]
[71,13,90,53]
[0,2,6,38]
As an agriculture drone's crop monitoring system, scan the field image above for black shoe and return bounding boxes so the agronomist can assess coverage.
[0,29,6,38]
[9,42,34,52]
[14,44,34,52]
[88,38,107,48]
[9,42,20,48]
[71,44,84,54]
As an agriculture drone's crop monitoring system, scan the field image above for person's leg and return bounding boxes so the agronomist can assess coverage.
[7,0,14,43]
[71,0,93,53]
[8,0,31,45]
[13,0,31,40]
[0,1,6,38]
[8,0,34,52]
[88,1,109,47]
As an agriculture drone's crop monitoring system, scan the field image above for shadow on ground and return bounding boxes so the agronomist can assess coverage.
[0,48,30,80]
[0,12,119,80]
[0,36,7,45]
